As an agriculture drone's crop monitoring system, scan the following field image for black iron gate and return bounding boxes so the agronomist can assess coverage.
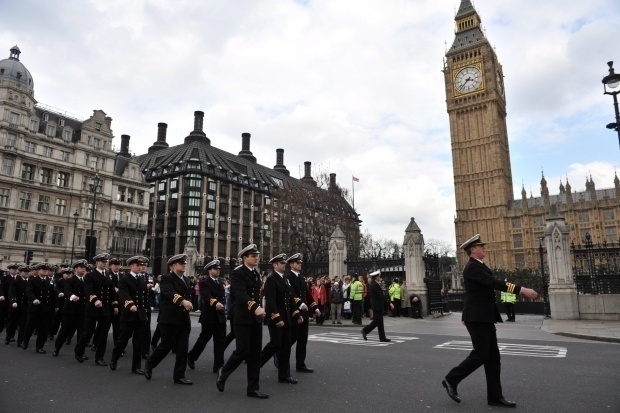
[344,257,405,280]
[423,253,443,315]
[571,233,620,294]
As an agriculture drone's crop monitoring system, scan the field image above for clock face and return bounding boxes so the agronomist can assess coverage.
[496,70,504,96]
[454,67,482,94]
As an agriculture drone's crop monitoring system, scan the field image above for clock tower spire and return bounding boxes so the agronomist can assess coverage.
[445,0,514,266]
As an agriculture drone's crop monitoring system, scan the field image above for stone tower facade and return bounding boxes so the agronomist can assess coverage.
[444,0,514,266]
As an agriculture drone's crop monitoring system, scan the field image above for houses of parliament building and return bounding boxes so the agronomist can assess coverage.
[445,0,620,269]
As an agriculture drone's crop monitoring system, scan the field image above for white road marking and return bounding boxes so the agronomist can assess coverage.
[434,340,567,358]
[308,332,418,346]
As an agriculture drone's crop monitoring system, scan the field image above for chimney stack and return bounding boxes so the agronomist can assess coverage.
[148,122,170,154]
[273,148,290,176]
[238,132,256,163]
[119,134,130,157]
[184,110,210,145]
[301,161,317,186]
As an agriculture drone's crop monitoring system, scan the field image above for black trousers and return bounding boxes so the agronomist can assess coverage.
[411,303,423,319]
[290,318,309,369]
[221,323,262,392]
[445,322,503,401]
[111,312,120,345]
[55,312,83,352]
[260,322,292,379]
[148,322,191,380]
[391,299,401,317]
[75,315,111,361]
[142,311,152,356]
[5,309,22,341]
[23,311,52,350]
[351,299,362,324]
[112,319,148,370]
[0,304,7,333]
[150,322,160,348]
[50,303,64,336]
[188,322,226,371]
[504,304,515,321]
[362,314,387,340]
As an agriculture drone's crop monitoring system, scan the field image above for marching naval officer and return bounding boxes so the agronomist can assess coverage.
[442,235,538,408]
[144,254,193,384]
[260,253,303,384]
[187,259,227,373]
[216,244,268,399]
[361,270,393,342]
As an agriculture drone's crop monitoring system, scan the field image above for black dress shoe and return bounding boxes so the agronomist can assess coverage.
[132,369,145,375]
[278,377,298,384]
[442,379,461,403]
[91,345,97,352]
[52,350,59,357]
[488,398,516,408]
[273,354,279,369]
[216,368,226,392]
[10,338,15,342]
[247,390,269,399]
[174,378,193,385]
[75,353,85,363]
[65,339,71,345]
[109,360,117,371]
[95,360,108,367]
[4,339,10,345]
[296,366,314,373]
[17,343,22,348]
[144,363,152,380]
[120,351,125,357]
[22,344,28,350]
[379,338,391,342]
[36,348,46,354]
[361,329,367,341]
[82,355,89,361]
[187,358,195,370]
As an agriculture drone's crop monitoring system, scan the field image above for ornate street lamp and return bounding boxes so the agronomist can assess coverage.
[71,210,79,262]
[88,174,101,262]
[601,61,620,150]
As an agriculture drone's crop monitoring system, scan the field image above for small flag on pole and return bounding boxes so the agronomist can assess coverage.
[352,176,359,182]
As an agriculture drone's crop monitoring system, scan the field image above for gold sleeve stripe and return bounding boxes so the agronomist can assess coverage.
[210,298,218,306]
[506,283,516,294]
[294,297,301,303]
[124,300,134,308]
[111,301,118,305]
[247,301,256,311]
[173,293,183,304]
[292,310,300,316]
[89,295,98,302]
[271,313,280,320]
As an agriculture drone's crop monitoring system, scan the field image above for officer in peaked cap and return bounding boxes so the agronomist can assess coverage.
[50,267,73,341]
[145,252,193,384]
[8,265,31,347]
[237,244,260,259]
[22,259,56,353]
[167,254,187,266]
[108,257,124,347]
[74,251,118,366]
[217,244,268,398]
[285,253,320,373]
[54,260,89,357]
[92,253,110,263]
[3,263,20,344]
[260,253,303,384]
[187,258,226,372]
[442,234,539,408]
[361,270,392,343]
[109,255,151,374]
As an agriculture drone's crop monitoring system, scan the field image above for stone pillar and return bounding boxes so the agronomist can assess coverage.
[329,225,347,280]
[403,217,427,315]
[183,238,198,279]
[544,211,579,319]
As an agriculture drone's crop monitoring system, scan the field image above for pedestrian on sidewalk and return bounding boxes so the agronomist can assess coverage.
[329,281,343,324]
[361,271,393,342]
[501,284,517,322]
[400,280,411,317]
[442,234,538,408]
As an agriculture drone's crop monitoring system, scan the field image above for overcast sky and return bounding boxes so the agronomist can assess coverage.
[2,0,619,248]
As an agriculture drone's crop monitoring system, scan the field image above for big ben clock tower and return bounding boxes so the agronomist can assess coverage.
[444,0,514,267]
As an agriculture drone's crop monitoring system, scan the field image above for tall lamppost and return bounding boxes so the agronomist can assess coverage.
[601,61,620,150]
[71,210,79,262]
[88,174,101,262]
